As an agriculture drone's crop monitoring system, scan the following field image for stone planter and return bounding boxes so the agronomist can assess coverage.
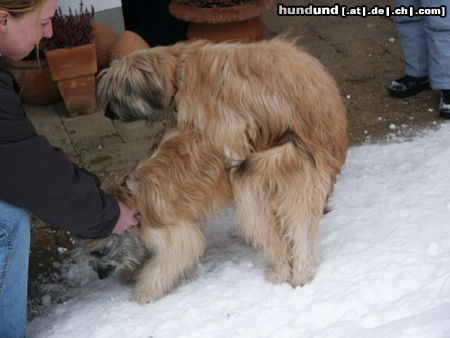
[110,30,151,61]
[45,43,97,116]
[5,57,61,105]
[169,0,277,42]
[93,23,118,71]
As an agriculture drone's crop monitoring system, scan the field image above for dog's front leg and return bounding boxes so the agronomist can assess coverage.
[133,223,206,304]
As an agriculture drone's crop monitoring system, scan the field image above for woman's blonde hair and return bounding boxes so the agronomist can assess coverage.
[0,0,45,17]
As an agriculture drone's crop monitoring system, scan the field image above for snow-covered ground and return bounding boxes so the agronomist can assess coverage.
[29,123,450,338]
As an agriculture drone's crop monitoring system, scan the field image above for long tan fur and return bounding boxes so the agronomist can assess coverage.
[89,37,348,304]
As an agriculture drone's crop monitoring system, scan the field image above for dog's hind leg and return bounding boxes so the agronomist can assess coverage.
[231,155,292,284]
[273,150,332,287]
[232,183,291,284]
[232,141,332,287]
[274,171,329,287]
[132,222,206,304]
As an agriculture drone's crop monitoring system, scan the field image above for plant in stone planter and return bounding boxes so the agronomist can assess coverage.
[169,0,278,42]
[41,2,97,115]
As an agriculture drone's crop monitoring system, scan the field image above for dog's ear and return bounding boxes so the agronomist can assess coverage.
[125,57,166,113]
[86,236,117,258]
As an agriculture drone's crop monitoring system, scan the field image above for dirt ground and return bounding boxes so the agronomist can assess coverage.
[25,0,448,318]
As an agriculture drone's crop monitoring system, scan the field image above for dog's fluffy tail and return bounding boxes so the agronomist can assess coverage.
[232,131,326,186]
[231,133,332,210]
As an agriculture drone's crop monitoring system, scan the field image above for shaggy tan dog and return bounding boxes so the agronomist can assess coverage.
[85,37,348,304]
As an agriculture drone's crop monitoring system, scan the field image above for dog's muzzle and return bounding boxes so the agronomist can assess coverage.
[104,104,118,120]
[94,263,116,279]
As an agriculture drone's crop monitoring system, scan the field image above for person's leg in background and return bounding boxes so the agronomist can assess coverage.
[389,0,431,97]
[0,200,31,338]
[120,0,188,46]
[120,0,139,32]
[422,0,450,118]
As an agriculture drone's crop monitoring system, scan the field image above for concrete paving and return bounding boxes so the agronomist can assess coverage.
[25,0,448,317]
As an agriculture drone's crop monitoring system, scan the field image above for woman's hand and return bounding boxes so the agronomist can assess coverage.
[112,200,139,234]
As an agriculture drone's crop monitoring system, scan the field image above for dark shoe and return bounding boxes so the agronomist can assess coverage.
[388,75,431,98]
[439,90,450,119]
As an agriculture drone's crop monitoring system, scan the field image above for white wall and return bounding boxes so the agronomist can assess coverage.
[57,0,121,13]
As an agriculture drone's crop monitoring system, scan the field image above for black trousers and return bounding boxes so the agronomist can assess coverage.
[121,0,188,46]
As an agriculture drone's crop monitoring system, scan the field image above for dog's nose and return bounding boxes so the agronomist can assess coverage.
[104,104,118,120]
[95,264,116,279]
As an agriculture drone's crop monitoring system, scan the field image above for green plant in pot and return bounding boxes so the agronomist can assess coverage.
[41,1,97,116]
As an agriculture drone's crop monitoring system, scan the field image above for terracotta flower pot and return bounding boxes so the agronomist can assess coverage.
[93,23,118,71]
[5,58,61,105]
[110,30,151,61]
[45,43,97,115]
[169,0,277,42]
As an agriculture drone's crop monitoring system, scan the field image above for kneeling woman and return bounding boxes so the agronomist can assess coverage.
[0,1,138,336]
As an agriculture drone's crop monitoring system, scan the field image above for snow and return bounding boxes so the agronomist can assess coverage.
[28,123,450,338]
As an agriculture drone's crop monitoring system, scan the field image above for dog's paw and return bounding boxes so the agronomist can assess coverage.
[289,270,315,287]
[132,282,168,304]
[132,288,162,304]
[264,264,290,284]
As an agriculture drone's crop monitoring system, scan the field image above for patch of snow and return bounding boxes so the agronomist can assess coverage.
[29,123,450,338]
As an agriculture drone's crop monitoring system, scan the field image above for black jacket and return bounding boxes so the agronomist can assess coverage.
[0,57,119,238]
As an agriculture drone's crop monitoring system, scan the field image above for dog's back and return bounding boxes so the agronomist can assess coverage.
[175,37,348,178]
